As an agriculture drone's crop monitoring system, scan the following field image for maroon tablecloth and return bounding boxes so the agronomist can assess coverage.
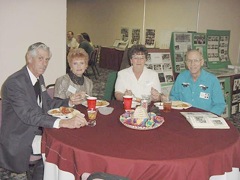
[99,47,124,71]
[42,101,240,180]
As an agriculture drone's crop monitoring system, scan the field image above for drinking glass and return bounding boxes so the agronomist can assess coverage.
[162,97,172,112]
[87,108,98,127]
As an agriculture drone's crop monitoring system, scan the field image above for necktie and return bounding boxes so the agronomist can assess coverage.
[34,79,41,103]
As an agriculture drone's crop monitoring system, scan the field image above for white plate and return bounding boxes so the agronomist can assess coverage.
[119,112,164,130]
[171,101,192,110]
[154,102,163,110]
[154,101,192,110]
[131,101,140,108]
[82,100,110,108]
[47,108,82,119]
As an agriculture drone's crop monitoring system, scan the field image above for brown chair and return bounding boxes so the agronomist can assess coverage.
[0,98,2,128]
[87,49,100,79]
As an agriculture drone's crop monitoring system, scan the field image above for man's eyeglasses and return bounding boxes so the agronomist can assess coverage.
[185,59,202,64]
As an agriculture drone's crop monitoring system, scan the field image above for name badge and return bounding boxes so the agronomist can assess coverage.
[41,85,46,92]
[200,92,209,99]
[68,85,77,94]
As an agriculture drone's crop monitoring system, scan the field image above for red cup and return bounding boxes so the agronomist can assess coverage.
[87,97,97,109]
[123,95,133,110]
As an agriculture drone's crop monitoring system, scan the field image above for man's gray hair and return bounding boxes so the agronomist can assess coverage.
[27,42,52,58]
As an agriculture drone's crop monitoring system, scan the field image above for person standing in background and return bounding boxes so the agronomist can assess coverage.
[81,32,94,47]
[67,31,79,51]
[77,34,94,59]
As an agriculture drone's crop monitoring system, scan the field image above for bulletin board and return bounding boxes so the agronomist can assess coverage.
[145,49,174,95]
[206,29,231,69]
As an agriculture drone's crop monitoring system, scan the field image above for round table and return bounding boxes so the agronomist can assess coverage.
[42,100,240,180]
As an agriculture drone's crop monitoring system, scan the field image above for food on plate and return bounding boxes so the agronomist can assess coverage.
[50,109,61,114]
[172,101,190,108]
[59,106,74,114]
[48,107,75,118]
[96,100,108,107]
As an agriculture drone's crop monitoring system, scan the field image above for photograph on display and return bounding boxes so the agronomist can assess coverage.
[232,93,240,104]
[193,34,206,45]
[121,27,129,42]
[233,79,240,91]
[145,29,155,48]
[174,33,192,52]
[146,52,173,83]
[231,103,239,115]
[158,73,165,82]
[131,29,140,45]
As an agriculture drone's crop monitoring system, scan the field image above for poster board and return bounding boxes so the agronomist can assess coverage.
[218,77,231,118]
[170,32,208,73]
[231,74,240,115]
[145,49,174,94]
[206,29,231,69]
[170,32,192,73]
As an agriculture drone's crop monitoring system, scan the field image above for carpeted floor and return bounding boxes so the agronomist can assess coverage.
[0,64,239,179]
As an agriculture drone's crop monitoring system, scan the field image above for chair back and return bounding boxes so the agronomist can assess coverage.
[0,99,2,128]
[103,71,118,101]
[89,49,98,65]
[46,84,55,99]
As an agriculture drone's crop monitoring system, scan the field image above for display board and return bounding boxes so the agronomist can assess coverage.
[145,49,174,96]
[206,30,231,69]
[170,30,231,74]
[218,77,231,118]
[231,74,240,115]
[206,68,240,118]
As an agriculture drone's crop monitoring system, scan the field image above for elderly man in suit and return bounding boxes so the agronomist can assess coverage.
[0,42,87,179]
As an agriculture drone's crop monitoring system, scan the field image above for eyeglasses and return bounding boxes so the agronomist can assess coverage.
[185,59,202,64]
[132,55,146,60]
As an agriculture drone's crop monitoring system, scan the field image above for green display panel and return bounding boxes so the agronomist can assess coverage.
[219,77,231,118]
[206,29,231,69]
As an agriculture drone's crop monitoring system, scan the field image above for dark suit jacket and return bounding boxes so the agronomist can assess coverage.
[0,66,69,173]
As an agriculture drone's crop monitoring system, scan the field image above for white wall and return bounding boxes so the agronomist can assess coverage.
[67,0,240,65]
[0,0,66,90]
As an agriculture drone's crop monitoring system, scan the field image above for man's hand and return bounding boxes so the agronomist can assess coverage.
[59,114,88,128]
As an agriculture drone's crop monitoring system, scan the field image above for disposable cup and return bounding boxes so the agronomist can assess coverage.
[87,97,97,109]
[123,95,133,110]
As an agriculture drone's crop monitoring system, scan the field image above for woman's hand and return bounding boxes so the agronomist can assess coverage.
[124,89,133,96]
[69,93,83,106]
[151,87,161,102]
